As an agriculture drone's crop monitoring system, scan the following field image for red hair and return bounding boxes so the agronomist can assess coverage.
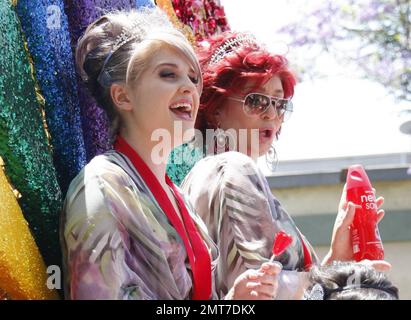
[195,31,297,133]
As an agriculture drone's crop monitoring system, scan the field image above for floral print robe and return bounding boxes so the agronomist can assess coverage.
[61,151,218,300]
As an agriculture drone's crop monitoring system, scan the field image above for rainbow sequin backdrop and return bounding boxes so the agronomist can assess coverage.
[0,0,228,299]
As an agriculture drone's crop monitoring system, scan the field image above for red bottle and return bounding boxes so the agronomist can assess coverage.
[346,165,384,261]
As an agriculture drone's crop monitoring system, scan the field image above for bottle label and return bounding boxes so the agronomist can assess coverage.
[360,190,377,210]
[346,165,384,261]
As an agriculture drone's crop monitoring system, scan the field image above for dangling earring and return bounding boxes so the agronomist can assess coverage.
[214,122,227,154]
[275,126,282,141]
[265,145,279,171]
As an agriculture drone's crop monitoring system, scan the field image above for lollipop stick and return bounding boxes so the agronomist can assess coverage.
[269,254,276,263]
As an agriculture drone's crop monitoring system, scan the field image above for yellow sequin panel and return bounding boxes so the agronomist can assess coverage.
[0,168,59,300]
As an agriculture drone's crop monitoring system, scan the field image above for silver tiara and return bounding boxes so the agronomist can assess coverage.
[97,19,146,87]
[112,19,146,53]
[209,34,258,65]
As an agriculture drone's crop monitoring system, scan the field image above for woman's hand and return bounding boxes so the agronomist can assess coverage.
[225,262,282,300]
[322,184,385,265]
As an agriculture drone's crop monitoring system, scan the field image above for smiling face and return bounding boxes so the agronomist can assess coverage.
[215,75,285,158]
[123,46,201,148]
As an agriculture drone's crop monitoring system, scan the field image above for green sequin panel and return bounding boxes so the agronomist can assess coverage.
[0,0,62,268]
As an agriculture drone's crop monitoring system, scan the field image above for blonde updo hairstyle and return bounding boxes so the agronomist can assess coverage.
[76,8,202,139]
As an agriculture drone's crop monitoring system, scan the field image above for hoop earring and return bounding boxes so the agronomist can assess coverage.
[265,145,279,171]
[214,127,228,154]
[275,126,282,141]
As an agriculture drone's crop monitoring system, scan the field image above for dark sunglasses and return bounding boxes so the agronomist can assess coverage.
[229,93,293,121]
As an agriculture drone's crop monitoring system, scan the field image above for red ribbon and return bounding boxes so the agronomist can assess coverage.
[114,136,212,299]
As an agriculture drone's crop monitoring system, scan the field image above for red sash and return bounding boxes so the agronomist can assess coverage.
[114,136,212,300]
[301,238,313,270]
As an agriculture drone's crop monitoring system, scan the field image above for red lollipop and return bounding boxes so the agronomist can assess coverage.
[270,231,293,262]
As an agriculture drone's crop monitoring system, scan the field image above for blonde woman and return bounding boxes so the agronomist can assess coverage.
[61,8,280,300]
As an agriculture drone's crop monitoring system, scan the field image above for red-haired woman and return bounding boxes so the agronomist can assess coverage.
[167,31,389,299]
[62,10,281,300]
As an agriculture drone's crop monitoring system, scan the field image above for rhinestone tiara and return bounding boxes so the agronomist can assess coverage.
[97,19,147,86]
[209,33,258,65]
[96,8,176,87]
[111,19,146,53]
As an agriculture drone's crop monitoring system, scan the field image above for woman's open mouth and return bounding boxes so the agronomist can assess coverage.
[169,102,193,121]
[259,128,274,143]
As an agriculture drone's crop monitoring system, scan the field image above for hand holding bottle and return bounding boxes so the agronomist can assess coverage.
[323,177,385,264]
[346,165,384,261]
